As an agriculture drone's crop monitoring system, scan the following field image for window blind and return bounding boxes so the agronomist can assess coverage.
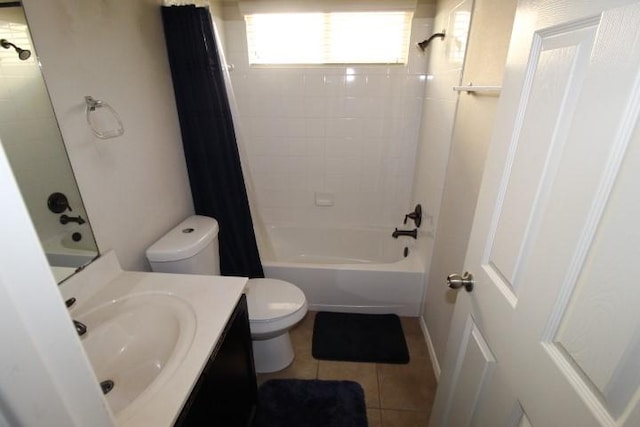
[245,11,414,65]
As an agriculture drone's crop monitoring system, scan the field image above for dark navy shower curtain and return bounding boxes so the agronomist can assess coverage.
[161,5,264,278]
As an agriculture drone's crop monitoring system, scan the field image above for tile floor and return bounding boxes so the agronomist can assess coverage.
[257,311,438,427]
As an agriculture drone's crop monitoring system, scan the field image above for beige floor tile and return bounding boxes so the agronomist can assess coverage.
[318,360,380,408]
[400,317,429,359]
[291,311,316,338]
[378,359,436,411]
[367,408,382,427]
[256,351,318,386]
[290,311,316,357]
[399,317,422,336]
[381,409,431,427]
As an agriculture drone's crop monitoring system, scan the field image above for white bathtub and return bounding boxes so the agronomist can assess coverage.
[261,225,425,316]
[43,232,98,268]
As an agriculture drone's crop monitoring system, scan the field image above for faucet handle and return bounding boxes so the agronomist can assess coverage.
[60,214,86,225]
[73,320,87,336]
[404,204,422,228]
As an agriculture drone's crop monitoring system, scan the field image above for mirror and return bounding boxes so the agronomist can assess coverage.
[0,2,98,283]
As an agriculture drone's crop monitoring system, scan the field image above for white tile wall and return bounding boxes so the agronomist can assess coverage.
[224,17,434,228]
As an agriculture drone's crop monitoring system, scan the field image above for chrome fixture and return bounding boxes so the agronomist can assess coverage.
[60,214,85,225]
[392,228,418,239]
[85,95,125,139]
[447,272,475,292]
[416,31,445,51]
[0,38,31,60]
[404,204,422,227]
[73,320,87,336]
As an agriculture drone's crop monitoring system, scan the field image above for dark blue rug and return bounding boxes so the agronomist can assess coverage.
[252,379,368,427]
[312,312,410,364]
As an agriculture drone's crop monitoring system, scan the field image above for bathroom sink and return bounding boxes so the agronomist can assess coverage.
[76,292,196,417]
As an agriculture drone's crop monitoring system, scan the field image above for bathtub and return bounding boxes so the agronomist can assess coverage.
[261,225,425,317]
[43,232,98,268]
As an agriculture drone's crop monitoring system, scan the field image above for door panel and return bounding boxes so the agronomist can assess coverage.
[517,413,532,427]
[552,121,640,418]
[488,24,596,294]
[431,1,640,426]
[442,316,496,426]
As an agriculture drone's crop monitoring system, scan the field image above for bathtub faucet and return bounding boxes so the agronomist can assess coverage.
[60,214,85,225]
[65,298,87,337]
[392,228,418,239]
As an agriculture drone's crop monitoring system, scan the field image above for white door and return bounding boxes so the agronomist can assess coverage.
[430,0,640,425]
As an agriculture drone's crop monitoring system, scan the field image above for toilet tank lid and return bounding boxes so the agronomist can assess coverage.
[146,215,219,262]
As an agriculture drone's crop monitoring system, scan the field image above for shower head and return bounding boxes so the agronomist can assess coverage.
[416,31,446,51]
[0,39,31,60]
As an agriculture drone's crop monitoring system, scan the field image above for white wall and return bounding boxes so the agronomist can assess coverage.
[21,0,194,271]
[418,0,516,372]
[224,14,433,229]
[410,0,473,374]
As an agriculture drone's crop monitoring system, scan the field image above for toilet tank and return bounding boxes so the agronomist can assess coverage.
[146,215,220,275]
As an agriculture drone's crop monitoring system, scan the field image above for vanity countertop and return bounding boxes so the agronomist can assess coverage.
[60,252,248,426]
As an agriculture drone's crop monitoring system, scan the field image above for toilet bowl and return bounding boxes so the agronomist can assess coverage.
[245,278,307,372]
[146,215,307,373]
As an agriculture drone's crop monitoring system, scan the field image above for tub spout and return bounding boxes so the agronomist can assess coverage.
[392,228,417,239]
[60,214,85,225]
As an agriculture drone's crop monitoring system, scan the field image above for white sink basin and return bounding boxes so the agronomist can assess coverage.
[60,253,248,426]
[76,292,196,417]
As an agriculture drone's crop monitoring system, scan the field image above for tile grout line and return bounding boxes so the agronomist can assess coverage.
[376,362,383,427]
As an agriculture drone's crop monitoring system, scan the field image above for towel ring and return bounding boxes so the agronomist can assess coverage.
[85,96,124,139]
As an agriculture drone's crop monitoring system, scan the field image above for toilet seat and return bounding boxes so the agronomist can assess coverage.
[245,278,307,337]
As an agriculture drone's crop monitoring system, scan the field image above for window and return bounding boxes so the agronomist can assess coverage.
[245,11,414,65]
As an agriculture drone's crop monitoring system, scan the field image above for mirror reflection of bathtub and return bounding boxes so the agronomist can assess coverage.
[0,4,99,283]
[44,232,98,267]
[262,225,425,316]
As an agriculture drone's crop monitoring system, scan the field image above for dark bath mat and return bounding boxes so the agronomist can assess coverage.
[252,379,368,427]
[312,312,410,364]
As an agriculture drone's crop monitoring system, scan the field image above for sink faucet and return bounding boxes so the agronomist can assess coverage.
[73,320,87,336]
[66,297,87,336]
[60,214,85,225]
[392,228,418,239]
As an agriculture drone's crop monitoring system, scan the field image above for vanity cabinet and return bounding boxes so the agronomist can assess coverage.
[175,294,257,426]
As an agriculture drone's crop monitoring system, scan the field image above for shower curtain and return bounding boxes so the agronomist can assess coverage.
[161,5,264,278]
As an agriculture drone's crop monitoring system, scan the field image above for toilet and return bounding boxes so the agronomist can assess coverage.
[145,215,307,373]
